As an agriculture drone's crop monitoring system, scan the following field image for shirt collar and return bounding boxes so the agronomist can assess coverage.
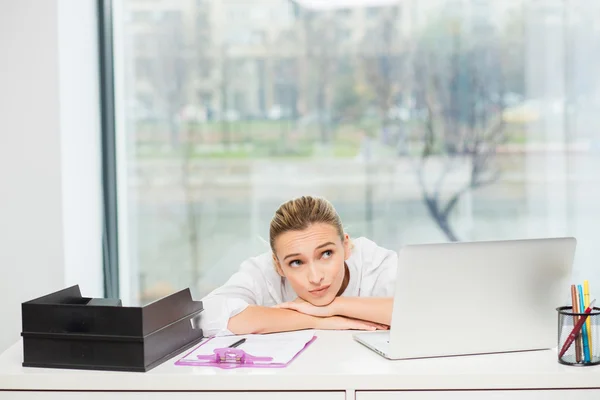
[341,253,360,297]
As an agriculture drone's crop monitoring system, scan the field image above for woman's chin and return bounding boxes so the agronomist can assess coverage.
[307,293,336,307]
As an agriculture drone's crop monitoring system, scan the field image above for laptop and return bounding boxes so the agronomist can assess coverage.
[353,237,576,359]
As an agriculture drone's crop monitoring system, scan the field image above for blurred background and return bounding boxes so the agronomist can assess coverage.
[111,0,600,305]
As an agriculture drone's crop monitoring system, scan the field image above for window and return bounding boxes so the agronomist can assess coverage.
[109,0,600,305]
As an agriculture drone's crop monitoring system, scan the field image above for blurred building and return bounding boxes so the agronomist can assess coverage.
[123,0,432,124]
[124,0,572,133]
[124,0,299,122]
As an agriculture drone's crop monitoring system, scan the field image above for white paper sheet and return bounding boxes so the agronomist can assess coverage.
[179,330,315,365]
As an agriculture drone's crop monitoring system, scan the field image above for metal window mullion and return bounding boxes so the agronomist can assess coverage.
[98,0,120,299]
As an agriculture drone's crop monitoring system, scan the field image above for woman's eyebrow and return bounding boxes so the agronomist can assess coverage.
[283,252,301,261]
[315,242,335,250]
[282,242,335,261]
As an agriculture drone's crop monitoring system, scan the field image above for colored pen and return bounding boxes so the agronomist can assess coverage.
[570,285,582,363]
[584,280,592,355]
[559,299,596,359]
[575,286,584,360]
[227,338,246,348]
[578,285,591,362]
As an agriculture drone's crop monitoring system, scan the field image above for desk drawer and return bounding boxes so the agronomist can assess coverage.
[3,391,345,400]
[357,390,600,400]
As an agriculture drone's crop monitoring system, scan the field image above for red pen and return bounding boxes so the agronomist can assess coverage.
[559,299,596,359]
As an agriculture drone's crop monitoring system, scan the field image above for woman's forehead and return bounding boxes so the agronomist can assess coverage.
[275,224,340,251]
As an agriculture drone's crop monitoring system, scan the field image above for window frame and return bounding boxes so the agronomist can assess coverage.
[98,0,120,299]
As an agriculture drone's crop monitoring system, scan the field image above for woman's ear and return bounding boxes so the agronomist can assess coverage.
[272,253,285,277]
[343,233,351,261]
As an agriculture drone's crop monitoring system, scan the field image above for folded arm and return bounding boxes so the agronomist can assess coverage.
[228,304,388,335]
[330,297,393,326]
[276,297,393,326]
[227,305,317,334]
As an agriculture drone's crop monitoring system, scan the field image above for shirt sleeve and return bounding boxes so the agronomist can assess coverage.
[356,237,398,297]
[199,255,272,337]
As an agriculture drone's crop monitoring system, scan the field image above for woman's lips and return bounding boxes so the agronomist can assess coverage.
[309,285,330,297]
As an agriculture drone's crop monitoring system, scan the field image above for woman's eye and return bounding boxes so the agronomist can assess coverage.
[322,250,333,259]
[289,260,302,267]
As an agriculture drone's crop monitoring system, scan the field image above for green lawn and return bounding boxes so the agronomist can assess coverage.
[133,120,531,160]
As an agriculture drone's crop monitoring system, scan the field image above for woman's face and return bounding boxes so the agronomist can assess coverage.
[273,223,350,306]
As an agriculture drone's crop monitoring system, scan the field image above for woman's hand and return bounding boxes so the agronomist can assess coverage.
[274,297,335,317]
[314,315,389,331]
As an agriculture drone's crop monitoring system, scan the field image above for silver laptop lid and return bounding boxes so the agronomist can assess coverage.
[389,237,576,359]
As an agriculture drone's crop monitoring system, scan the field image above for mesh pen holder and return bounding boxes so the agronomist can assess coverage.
[557,306,600,366]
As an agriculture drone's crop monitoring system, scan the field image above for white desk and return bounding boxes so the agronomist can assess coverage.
[1,331,600,399]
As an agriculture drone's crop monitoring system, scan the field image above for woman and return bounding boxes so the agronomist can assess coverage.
[200,195,397,336]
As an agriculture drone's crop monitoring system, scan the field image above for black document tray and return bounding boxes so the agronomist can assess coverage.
[21,285,204,372]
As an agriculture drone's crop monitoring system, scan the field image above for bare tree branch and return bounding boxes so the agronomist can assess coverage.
[409,25,508,241]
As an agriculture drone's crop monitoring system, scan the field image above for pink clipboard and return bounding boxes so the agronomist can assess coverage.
[174,335,317,369]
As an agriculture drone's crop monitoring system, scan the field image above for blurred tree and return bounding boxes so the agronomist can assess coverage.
[409,13,510,241]
[332,73,368,123]
[218,44,232,148]
[359,5,405,141]
[302,10,341,144]
[135,9,200,301]
[500,6,526,98]
[144,11,188,149]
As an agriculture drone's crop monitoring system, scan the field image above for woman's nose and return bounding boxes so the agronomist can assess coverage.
[307,264,324,285]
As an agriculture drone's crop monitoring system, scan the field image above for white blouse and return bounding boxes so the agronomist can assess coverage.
[199,237,398,337]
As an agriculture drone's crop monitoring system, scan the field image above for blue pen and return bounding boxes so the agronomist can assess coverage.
[578,285,591,363]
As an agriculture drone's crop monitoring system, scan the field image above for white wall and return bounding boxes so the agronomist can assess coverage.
[0,0,103,353]
[58,0,104,299]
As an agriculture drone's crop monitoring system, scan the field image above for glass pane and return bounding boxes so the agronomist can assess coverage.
[112,0,600,305]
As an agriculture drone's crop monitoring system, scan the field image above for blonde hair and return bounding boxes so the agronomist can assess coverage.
[269,196,344,252]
